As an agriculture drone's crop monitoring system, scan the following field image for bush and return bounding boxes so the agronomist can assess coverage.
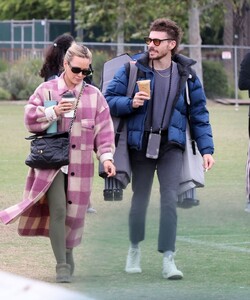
[0,59,9,73]
[202,60,229,99]
[0,58,43,100]
[0,87,11,100]
[91,50,112,88]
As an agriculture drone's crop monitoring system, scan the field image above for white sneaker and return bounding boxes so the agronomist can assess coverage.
[162,255,183,279]
[125,247,142,273]
[244,202,250,213]
[87,207,97,213]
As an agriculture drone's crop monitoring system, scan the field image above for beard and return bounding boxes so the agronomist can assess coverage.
[148,48,168,60]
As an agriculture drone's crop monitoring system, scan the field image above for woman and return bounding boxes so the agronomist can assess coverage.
[0,42,116,283]
[40,33,75,81]
[40,33,94,84]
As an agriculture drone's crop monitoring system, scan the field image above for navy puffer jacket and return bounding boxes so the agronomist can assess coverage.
[105,52,214,156]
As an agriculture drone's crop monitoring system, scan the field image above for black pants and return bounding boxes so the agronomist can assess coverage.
[129,133,183,253]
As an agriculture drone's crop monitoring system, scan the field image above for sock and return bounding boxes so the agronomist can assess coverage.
[131,243,139,249]
[164,250,174,258]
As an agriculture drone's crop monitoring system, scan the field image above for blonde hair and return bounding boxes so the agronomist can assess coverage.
[64,42,92,63]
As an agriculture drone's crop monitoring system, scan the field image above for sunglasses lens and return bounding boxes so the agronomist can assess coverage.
[144,37,161,46]
[71,67,82,74]
[153,39,160,46]
[82,70,92,76]
[144,37,151,45]
[70,65,92,76]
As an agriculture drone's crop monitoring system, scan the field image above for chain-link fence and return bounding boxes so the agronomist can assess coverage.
[1,42,250,102]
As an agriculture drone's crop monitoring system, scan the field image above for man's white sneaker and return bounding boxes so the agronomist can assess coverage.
[162,255,183,279]
[125,247,142,273]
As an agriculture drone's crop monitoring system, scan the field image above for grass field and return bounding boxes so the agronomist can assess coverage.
[1,100,250,300]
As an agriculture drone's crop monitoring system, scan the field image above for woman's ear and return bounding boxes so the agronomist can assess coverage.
[63,60,67,70]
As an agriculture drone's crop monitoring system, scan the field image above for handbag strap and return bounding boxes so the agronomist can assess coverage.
[68,82,85,134]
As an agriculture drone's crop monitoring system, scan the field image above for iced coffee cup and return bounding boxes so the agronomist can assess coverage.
[61,92,76,118]
[44,100,58,133]
[137,79,151,99]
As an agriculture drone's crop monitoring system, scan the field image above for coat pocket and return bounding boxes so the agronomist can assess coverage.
[80,119,95,150]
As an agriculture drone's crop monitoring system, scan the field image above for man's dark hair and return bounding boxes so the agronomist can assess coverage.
[149,18,183,55]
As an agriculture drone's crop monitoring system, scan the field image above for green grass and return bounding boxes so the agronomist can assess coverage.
[1,100,250,299]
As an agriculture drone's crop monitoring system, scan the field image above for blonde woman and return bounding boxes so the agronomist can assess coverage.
[0,43,116,283]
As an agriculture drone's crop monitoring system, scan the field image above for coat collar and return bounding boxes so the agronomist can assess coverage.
[136,52,196,80]
[57,72,85,97]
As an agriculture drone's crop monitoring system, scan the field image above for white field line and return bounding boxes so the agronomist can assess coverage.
[177,236,250,253]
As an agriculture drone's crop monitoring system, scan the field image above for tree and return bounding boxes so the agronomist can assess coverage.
[185,0,224,83]
[0,0,73,20]
[222,0,250,81]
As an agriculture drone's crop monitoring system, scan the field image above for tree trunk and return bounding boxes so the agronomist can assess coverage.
[116,0,125,55]
[188,0,203,84]
[222,0,234,78]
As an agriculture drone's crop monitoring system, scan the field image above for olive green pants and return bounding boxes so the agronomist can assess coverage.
[47,171,67,264]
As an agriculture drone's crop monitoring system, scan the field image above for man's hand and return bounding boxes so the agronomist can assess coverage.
[132,91,149,108]
[203,154,215,171]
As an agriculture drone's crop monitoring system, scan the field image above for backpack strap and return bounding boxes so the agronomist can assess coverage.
[115,61,138,147]
[126,61,138,97]
[185,79,196,155]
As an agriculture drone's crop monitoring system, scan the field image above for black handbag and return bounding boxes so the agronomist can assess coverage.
[25,131,70,169]
[25,83,84,169]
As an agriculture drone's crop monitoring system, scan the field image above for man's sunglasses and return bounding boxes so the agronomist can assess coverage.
[144,37,173,46]
[68,62,92,76]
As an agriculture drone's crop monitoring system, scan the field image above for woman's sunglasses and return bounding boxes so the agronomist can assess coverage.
[68,62,93,76]
[144,37,173,46]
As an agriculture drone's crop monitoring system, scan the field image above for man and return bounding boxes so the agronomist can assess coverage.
[105,18,215,279]
[238,51,250,212]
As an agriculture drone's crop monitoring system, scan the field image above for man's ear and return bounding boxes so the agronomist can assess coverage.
[169,40,176,51]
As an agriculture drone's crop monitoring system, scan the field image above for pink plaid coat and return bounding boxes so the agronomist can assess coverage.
[0,74,115,248]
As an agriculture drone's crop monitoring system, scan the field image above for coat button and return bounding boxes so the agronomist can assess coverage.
[68,200,72,204]
[71,172,75,176]
[72,144,76,148]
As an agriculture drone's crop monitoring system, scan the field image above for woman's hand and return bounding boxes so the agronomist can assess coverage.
[53,101,74,116]
[103,160,116,177]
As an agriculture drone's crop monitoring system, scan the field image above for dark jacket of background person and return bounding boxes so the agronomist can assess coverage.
[239,52,250,96]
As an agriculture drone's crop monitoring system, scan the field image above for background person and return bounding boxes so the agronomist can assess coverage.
[0,42,116,283]
[238,51,250,212]
[40,33,94,84]
[105,18,214,280]
[40,33,74,81]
